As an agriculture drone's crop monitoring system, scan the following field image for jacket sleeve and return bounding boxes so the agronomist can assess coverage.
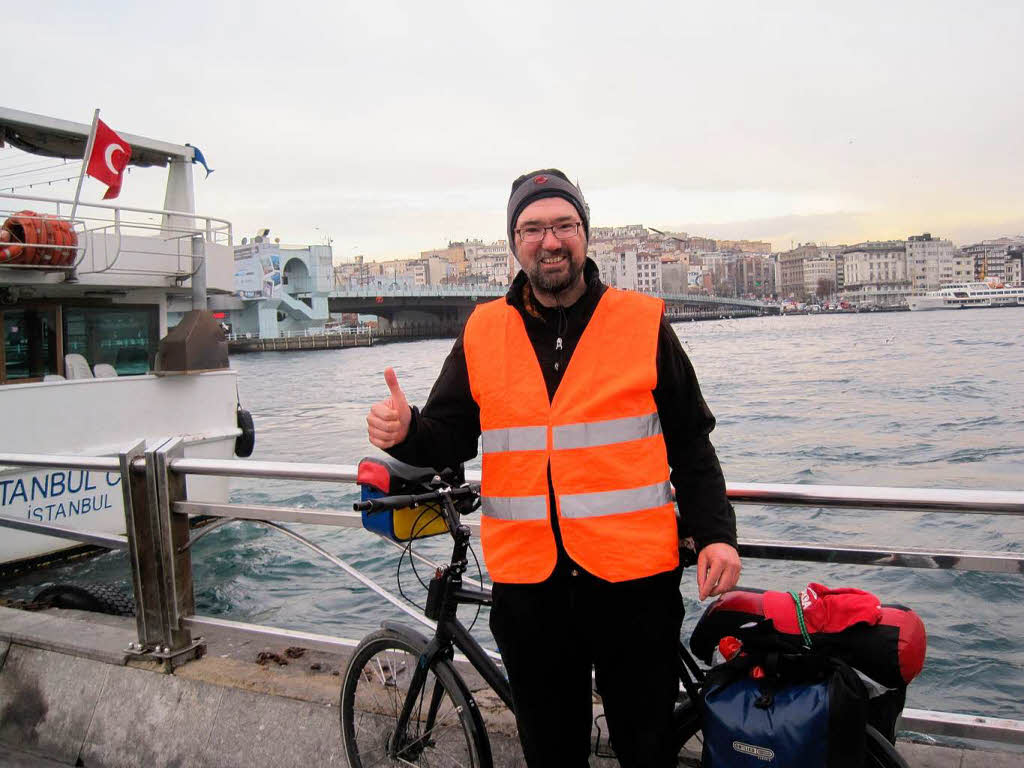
[385,329,482,472]
[654,317,738,551]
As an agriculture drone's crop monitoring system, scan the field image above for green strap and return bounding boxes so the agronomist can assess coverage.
[788,590,813,649]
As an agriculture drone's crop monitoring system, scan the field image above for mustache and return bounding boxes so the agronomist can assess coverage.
[539,246,569,257]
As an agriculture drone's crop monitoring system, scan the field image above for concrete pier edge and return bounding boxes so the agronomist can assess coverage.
[0,605,1018,767]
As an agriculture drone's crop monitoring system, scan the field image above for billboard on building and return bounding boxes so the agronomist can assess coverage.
[234,244,282,299]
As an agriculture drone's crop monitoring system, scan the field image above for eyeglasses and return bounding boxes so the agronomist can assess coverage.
[516,222,582,243]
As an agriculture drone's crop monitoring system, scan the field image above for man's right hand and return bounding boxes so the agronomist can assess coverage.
[366,367,412,449]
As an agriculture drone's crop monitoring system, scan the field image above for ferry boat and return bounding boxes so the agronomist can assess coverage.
[0,107,244,573]
[907,281,1024,311]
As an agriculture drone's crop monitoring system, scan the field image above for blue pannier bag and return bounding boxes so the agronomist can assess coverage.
[701,652,868,768]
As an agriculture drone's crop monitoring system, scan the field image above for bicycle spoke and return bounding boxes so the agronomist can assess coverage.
[345,638,480,767]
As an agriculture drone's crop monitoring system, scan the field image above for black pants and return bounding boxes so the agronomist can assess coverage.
[489,567,684,768]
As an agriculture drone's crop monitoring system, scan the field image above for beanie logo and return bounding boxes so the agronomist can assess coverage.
[533,175,548,185]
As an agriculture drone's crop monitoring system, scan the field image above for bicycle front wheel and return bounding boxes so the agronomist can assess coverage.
[340,628,490,767]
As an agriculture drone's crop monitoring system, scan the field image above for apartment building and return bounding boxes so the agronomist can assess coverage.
[840,241,909,307]
[906,233,960,291]
[777,244,820,300]
[962,238,1024,281]
[421,242,468,278]
[596,250,663,292]
[1005,251,1023,284]
[803,255,837,298]
[464,239,512,284]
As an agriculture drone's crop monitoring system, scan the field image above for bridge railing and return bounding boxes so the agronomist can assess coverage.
[1,446,1020,746]
[323,283,777,310]
[328,284,508,298]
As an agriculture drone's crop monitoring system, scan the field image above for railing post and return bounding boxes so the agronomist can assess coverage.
[119,440,163,653]
[191,234,207,311]
[122,437,201,670]
[151,437,199,669]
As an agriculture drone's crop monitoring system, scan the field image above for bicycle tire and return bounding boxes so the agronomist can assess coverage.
[340,628,491,767]
[865,724,910,768]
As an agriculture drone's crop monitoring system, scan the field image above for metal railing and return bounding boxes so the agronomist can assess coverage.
[0,191,232,278]
[319,282,778,311]
[0,445,1022,747]
[226,327,373,341]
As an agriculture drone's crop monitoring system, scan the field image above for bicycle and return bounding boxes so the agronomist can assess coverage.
[339,466,910,767]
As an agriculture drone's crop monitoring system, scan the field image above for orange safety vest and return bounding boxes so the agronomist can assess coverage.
[463,288,679,584]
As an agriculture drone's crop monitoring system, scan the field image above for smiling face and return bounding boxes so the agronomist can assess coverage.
[513,196,588,306]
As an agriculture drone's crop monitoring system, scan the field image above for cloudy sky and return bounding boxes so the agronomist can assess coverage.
[4,1,1022,259]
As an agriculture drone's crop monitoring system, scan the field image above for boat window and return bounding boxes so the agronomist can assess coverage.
[1,308,59,384]
[63,306,158,375]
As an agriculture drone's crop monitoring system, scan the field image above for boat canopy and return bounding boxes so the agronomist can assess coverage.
[0,107,194,169]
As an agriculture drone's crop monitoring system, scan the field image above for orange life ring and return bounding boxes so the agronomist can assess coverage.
[37,215,60,266]
[58,219,78,266]
[0,212,77,266]
[0,226,22,264]
[40,215,77,266]
[6,210,42,265]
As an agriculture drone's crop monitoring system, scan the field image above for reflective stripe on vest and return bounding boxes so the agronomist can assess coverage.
[481,425,547,453]
[553,412,662,451]
[481,494,549,521]
[481,413,663,456]
[559,480,673,519]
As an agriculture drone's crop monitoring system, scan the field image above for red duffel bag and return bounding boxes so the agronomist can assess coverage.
[690,584,927,690]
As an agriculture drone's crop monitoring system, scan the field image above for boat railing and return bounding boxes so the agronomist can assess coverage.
[0,191,232,278]
[0,443,1022,749]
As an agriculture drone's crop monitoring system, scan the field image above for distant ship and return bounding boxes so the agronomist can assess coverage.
[907,281,1024,311]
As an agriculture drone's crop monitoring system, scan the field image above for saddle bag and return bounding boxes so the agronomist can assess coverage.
[701,651,868,768]
[691,584,927,743]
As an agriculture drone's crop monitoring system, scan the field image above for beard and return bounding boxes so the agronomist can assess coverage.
[526,247,584,296]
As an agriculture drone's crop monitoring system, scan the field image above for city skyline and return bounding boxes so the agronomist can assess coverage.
[4,2,1022,258]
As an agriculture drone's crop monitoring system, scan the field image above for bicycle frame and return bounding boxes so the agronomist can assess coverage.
[385,498,514,758]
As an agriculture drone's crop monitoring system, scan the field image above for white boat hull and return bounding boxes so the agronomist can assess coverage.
[908,282,1024,311]
[0,370,240,566]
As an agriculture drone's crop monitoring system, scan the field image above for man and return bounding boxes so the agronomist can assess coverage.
[366,169,740,767]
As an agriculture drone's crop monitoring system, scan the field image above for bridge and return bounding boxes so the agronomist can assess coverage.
[289,281,778,334]
[215,251,778,342]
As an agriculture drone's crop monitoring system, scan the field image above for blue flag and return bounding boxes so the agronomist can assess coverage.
[185,143,214,178]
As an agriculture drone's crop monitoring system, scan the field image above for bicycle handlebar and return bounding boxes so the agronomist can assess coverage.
[353,485,477,513]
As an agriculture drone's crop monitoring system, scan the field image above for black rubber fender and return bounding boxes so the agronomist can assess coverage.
[235,406,255,457]
[33,583,135,617]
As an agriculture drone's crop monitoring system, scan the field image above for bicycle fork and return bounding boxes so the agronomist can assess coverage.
[387,635,450,758]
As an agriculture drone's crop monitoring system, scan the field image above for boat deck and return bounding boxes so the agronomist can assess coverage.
[0,604,1018,767]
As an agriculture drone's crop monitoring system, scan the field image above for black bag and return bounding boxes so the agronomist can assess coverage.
[691,586,923,743]
[701,652,869,768]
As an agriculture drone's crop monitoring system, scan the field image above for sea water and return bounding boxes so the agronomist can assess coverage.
[5,307,1023,721]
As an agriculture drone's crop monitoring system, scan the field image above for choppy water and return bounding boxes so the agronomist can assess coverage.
[6,308,1024,722]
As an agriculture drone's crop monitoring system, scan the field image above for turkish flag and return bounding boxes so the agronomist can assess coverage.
[86,119,132,200]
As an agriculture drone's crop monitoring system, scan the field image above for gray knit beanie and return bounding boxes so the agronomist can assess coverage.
[506,169,590,252]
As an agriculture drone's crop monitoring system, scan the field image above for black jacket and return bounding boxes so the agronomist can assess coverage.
[388,260,737,574]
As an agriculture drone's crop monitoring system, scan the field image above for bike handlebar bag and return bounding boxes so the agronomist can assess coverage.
[690,585,926,690]
[357,456,450,541]
[701,651,868,768]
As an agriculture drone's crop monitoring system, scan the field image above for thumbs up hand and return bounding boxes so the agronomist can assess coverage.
[366,367,413,449]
